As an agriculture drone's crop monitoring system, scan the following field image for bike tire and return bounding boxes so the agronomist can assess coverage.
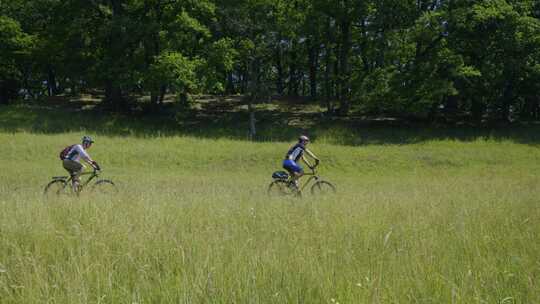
[43,179,68,197]
[310,180,336,196]
[92,179,117,195]
[267,180,299,197]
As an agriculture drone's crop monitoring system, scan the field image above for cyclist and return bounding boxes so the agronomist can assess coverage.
[60,136,100,192]
[283,135,320,188]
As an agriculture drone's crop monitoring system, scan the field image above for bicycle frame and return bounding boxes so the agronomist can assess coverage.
[293,167,320,192]
[61,169,100,190]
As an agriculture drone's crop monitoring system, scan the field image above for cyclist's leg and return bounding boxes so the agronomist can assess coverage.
[283,160,304,188]
[63,160,83,192]
[292,168,304,187]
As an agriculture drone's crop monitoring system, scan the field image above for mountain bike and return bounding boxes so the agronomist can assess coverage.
[43,167,116,197]
[267,164,336,197]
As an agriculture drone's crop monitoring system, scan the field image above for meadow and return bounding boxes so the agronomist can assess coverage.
[0,103,539,303]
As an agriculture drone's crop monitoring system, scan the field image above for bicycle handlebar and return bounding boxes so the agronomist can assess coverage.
[80,167,101,176]
[305,164,318,175]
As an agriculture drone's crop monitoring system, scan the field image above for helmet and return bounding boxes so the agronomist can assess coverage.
[298,135,310,143]
[82,135,94,144]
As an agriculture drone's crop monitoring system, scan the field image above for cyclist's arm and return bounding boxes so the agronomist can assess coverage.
[80,152,94,164]
[85,158,100,170]
[78,147,98,168]
[304,149,320,165]
[301,155,313,168]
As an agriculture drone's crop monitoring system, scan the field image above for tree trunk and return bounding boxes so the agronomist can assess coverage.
[301,72,306,97]
[333,54,340,102]
[150,90,159,106]
[0,80,10,105]
[360,18,371,72]
[324,47,333,113]
[288,41,298,96]
[501,80,514,122]
[324,17,335,114]
[248,100,256,139]
[70,80,78,96]
[158,84,167,103]
[533,97,539,120]
[521,96,540,120]
[102,0,127,111]
[308,40,319,100]
[178,91,189,106]
[240,69,248,94]
[247,58,261,140]
[275,42,284,96]
[226,72,235,94]
[338,19,351,115]
[47,67,58,96]
[471,98,485,122]
[104,80,125,111]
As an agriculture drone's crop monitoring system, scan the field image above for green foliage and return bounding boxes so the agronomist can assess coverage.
[448,0,540,119]
[0,14,35,103]
[201,38,238,93]
[147,52,204,94]
[1,0,540,119]
[0,15,34,78]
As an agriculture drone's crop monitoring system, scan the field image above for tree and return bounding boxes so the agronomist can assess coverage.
[449,0,540,121]
[0,15,34,104]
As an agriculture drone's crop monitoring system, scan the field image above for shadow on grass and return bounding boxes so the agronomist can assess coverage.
[1,101,540,146]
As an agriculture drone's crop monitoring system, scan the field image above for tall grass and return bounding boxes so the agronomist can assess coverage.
[0,131,539,303]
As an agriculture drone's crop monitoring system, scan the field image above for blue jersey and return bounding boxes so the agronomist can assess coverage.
[285,143,305,162]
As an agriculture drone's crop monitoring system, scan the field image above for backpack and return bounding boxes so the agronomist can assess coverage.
[59,145,74,160]
[272,171,289,180]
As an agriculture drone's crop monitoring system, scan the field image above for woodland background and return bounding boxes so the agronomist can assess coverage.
[1,0,540,122]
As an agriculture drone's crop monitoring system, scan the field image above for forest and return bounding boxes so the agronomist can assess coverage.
[1,0,540,121]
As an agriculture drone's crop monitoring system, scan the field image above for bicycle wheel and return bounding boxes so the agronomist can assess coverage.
[310,180,336,196]
[91,179,117,195]
[43,179,68,197]
[267,180,298,197]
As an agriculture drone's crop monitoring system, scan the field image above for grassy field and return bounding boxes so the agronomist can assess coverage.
[0,103,539,303]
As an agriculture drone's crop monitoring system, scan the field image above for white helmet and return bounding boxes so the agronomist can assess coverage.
[299,135,310,143]
[82,135,94,144]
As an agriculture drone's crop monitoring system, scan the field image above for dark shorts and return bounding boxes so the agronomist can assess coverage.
[63,159,83,177]
[283,159,303,174]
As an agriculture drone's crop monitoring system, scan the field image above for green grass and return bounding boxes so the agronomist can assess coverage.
[0,104,539,303]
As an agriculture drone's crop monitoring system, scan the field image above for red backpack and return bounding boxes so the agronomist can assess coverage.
[59,145,74,160]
